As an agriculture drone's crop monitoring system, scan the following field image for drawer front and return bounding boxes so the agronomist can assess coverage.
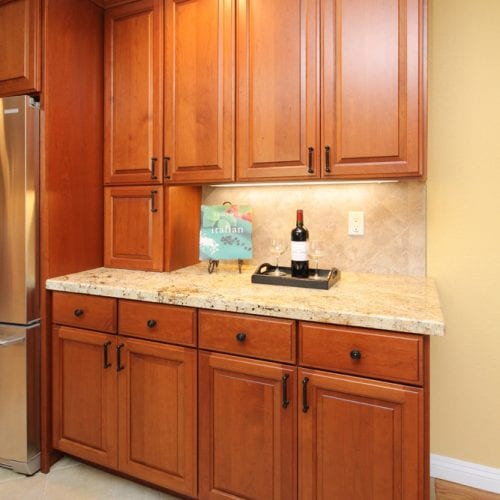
[199,310,296,363]
[52,292,117,333]
[299,322,423,385]
[118,300,196,346]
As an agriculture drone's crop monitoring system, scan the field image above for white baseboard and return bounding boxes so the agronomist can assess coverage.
[431,454,500,494]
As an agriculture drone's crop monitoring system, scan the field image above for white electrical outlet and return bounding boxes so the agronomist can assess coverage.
[348,211,364,235]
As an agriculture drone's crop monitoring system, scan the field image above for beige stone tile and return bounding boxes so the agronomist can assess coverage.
[0,471,46,499]
[0,465,23,483]
[49,456,81,471]
[202,180,426,276]
[43,462,178,500]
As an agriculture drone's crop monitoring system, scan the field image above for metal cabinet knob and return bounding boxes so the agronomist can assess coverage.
[235,332,247,342]
[74,308,84,317]
[350,349,362,360]
[147,319,157,329]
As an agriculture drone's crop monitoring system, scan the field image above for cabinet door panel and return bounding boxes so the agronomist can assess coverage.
[104,0,162,184]
[199,351,297,499]
[299,368,423,500]
[236,0,319,180]
[52,326,118,469]
[322,0,424,178]
[118,337,197,497]
[0,0,40,96]
[164,0,234,183]
[104,186,163,271]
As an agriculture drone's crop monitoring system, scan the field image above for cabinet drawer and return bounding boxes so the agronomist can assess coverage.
[299,322,423,385]
[199,310,296,363]
[52,292,117,333]
[118,300,196,346]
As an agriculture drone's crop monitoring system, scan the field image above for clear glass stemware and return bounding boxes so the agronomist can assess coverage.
[309,240,325,279]
[269,238,288,276]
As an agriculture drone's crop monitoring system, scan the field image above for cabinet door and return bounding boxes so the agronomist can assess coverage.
[117,337,197,497]
[104,0,162,184]
[322,0,425,178]
[236,0,320,181]
[104,186,163,271]
[164,0,234,183]
[0,0,40,96]
[52,326,118,469]
[298,368,423,500]
[199,351,297,499]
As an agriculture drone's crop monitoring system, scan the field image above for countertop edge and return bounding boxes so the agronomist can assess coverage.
[46,276,445,337]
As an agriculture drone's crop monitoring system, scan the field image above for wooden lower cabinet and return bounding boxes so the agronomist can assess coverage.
[118,337,197,496]
[52,325,197,496]
[198,351,297,500]
[52,325,118,469]
[52,297,428,499]
[298,367,424,500]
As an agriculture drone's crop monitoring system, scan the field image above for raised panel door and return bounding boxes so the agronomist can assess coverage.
[104,0,162,184]
[298,367,423,500]
[52,326,118,469]
[164,0,234,183]
[321,0,425,178]
[0,0,40,96]
[104,186,163,271]
[199,351,297,499]
[117,337,197,497]
[236,0,320,181]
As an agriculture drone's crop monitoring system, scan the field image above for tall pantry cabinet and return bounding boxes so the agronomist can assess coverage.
[103,0,201,272]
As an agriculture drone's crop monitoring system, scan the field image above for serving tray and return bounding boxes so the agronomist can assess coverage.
[251,263,340,290]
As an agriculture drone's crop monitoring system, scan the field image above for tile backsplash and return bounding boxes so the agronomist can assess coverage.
[202,181,426,277]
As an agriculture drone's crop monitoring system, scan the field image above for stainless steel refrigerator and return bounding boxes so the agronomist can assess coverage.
[0,95,40,475]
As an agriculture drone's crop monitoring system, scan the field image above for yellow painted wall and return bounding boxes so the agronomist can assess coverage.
[427,0,500,467]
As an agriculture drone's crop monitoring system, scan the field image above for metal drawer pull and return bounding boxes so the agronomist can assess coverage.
[324,145,331,173]
[151,190,158,213]
[235,332,246,342]
[307,147,314,174]
[302,377,310,413]
[74,308,84,317]
[350,349,362,360]
[163,156,171,179]
[117,343,125,372]
[151,157,158,179]
[147,319,157,329]
[282,374,290,409]
[103,341,112,369]
[0,336,25,347]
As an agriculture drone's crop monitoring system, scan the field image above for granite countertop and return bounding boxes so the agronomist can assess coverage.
[46,263,445,336]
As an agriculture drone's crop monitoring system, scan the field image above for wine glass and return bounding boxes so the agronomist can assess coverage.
[269,238,288,276]
[309,240,325,279]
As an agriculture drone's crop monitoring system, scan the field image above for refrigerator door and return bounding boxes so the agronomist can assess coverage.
[0,96,39,325]
[0,323,40,474]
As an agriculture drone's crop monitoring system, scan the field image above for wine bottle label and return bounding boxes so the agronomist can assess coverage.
[291,241,309,261]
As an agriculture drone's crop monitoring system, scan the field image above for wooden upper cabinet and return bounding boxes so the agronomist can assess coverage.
[322,0,425,178]
[104,186,164,271]
[236,0,320,181]
[164,0,234,183]
[0,0,40,96]
[104,0,163,185]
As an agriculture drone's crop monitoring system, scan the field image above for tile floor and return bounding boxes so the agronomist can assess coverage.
[0,456,180,499]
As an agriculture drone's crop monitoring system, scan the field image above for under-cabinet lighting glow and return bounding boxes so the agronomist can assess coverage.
[209,180,399,188]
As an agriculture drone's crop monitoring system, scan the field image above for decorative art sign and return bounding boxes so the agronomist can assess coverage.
[199,204,253,261]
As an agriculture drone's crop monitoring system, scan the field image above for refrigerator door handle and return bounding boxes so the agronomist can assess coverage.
[0,336,26,347]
